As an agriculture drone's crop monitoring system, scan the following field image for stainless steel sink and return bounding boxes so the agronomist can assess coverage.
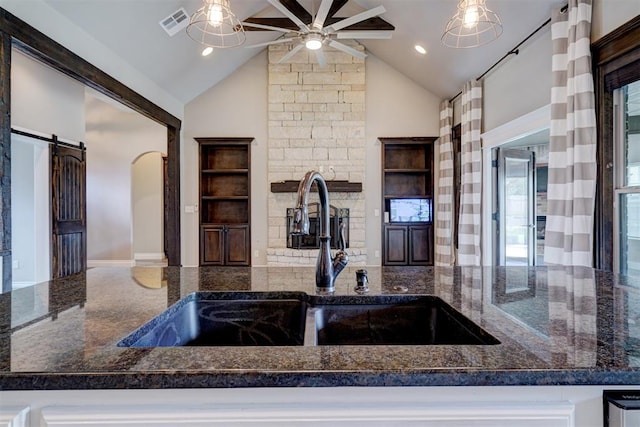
[118,292,499,347]
[118,292,308,347]
[309,295,500,346]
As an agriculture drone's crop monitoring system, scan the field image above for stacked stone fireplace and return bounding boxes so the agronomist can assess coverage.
[266,43,367,265]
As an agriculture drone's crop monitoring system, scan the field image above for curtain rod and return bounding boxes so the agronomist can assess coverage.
[11,128,86,151]
[449,4,568,103]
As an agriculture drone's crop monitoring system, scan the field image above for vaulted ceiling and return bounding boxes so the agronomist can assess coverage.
[21,0,561,104]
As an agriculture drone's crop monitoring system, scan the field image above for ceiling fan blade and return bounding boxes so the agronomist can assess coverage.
[245,38,294,49]
[328,40,367,59]
[315,49,327,68]
[312,0,333,30]
[268,0,309,32]
[325,5,386,33]
[279,43,305,63]
[242,21,301,34]
[336,31,393,40]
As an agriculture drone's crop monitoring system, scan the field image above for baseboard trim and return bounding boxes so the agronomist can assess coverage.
[87,260,135,268]
[134,252,166,261]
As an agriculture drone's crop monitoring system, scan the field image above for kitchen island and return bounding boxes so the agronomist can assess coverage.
[1,266,639,426]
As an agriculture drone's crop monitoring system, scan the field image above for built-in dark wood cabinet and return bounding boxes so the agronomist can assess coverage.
[380,137,435,266]
[196,138,252,266]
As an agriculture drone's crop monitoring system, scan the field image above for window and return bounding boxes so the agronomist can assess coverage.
[614,81,640,277]
[593,15,640,272]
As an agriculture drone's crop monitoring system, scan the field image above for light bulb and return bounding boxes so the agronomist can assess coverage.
[463,5,479,28]
[202,47,213,56]
[306,39,322,50]
[207,4,223,27]
[305,33,323,50]
[414,45,427,55]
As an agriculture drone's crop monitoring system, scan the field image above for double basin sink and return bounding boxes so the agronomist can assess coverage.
[118,292,500,347]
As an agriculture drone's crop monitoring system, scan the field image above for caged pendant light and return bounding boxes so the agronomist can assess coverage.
[442,0,503,48]
[187,0,246,48]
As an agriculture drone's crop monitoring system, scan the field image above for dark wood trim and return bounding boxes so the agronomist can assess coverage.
[379,137,437,144]
[194,137,254,145]
[0,7,183,273]
[166,126,181,266]
[593,15,640,271]
[0,9,180,129]
[271,180,362,193]
[0,30,10,293]
[243,17,394,31]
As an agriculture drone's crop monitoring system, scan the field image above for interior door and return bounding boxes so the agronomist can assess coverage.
[51,141,87,278]
[497,148,535,266]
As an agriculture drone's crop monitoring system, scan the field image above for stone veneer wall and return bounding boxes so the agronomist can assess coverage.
[267,43,367,265]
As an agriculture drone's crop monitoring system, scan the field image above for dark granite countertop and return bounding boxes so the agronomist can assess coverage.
[1,265,639,390]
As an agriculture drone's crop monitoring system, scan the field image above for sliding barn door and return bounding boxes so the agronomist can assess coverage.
[51,141,87,278]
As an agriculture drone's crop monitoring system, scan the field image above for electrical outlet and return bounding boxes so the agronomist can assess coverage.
[375,250,380,258]
[254,250,259,258]
[319,165,324,173]
[12,260,19,269]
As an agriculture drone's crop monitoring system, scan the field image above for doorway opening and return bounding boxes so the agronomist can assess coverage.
[492,131,549,266]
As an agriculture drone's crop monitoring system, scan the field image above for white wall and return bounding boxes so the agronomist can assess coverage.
[85,95,166,265]
[183,52,269,267]
[10,48,82,285]
[0,0,182,120]
[481,0,639,133]
[483,30,552,132]
[366,54,441,264]
[132,152,164,260]
[183,51,440,267]
[592,0,640,41]
[10,136,50,287]
[11,49,85,142]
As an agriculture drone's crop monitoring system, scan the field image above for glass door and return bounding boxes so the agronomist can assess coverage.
[614,80,640,278]
[497,148,536,265]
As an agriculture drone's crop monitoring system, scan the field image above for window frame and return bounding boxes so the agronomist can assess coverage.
[593,15,640,271]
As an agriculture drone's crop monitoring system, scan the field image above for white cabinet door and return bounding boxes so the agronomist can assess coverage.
[0,406,29,427]
[40,402,574,427]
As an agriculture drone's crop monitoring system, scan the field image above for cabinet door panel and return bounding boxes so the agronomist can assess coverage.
[201,227,224,265]
[226,225,250,266]
[409,225,433,265]
[384,226,408,265]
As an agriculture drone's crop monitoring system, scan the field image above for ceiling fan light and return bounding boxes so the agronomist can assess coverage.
[441,0,503,49]
[305,34,323,50]
[187,0,246,48]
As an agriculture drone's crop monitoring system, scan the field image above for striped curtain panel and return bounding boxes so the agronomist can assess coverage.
[458,80,483,266]
[435,100,455,266]
[543,0,597,267]
[548,267,596,367]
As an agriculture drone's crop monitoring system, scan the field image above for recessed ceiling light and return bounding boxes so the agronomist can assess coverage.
[202,46,213,56]
[414,45,427,55]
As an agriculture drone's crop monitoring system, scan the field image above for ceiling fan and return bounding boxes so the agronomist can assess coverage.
[242,0,393,67]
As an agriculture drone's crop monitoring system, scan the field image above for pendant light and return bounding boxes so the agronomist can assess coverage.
[442,0,503,48]
[187,0,246,48]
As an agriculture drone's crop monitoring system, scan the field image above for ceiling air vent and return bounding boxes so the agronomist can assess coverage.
[159,8,189,37]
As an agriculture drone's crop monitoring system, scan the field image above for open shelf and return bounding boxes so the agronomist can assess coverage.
[380,137,436,266]
[196,138,252,265]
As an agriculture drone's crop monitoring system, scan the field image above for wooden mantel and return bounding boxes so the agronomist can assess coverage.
[270,180,362,193]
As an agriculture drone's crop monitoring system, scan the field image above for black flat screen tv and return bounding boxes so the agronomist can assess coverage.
[389,198,432,223]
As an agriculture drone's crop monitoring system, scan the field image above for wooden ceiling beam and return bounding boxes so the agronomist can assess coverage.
[277,0,312,24]
[243,17,395,31]
[327,0,349,19]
